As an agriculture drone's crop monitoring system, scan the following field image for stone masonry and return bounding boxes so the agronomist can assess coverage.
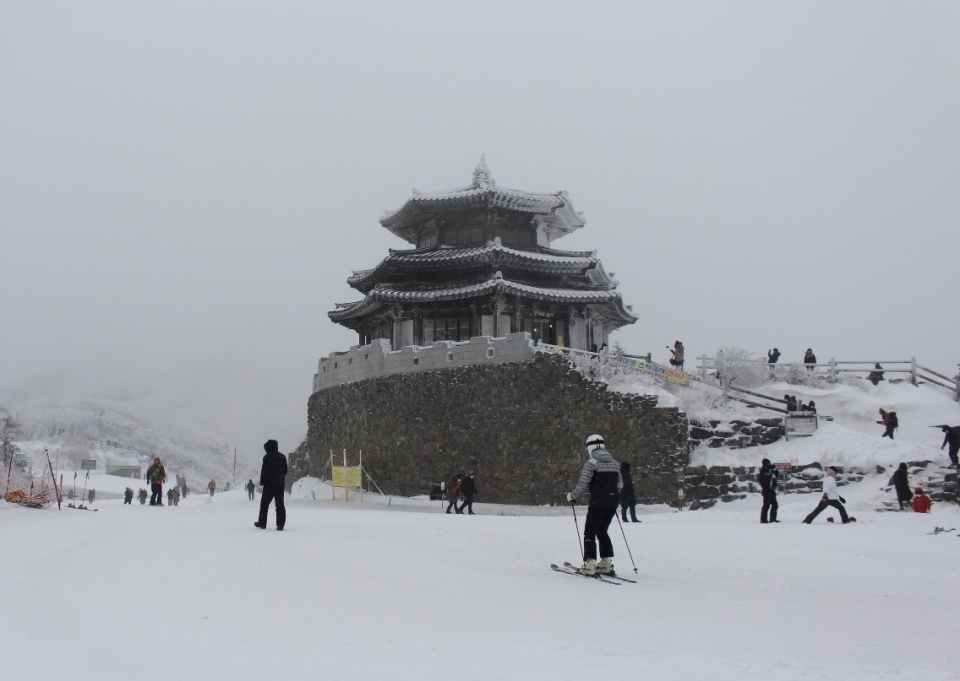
[293,353,688,505]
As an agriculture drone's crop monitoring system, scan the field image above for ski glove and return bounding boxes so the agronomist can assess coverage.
[566,493,575,503]
[839,496,846,504]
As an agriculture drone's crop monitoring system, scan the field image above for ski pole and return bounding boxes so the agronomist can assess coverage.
[570,501,584,564]
[615,512,638,574]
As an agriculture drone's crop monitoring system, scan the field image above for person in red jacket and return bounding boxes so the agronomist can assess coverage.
[912,487,931,513]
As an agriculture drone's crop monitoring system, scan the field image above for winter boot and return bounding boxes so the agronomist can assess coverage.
[580,559,597,575]
[597,557,615,575]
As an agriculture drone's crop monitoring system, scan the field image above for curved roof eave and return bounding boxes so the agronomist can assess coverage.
[329,277,638,324]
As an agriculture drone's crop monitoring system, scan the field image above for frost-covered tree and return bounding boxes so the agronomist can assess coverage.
[713,346,767,391]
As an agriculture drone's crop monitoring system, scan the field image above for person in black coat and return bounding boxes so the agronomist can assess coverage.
[889,462,913,510]
[758,458,779,523]
[619,461,639,522]
[246,479,256,500]
[457,472,477,515]
[867,363,885,386]
[803,349,817,371]
[254,439,288,530]
[940,425,960,467]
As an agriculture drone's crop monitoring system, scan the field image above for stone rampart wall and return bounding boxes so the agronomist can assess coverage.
[313,332,538,393]
[294,354,688,506]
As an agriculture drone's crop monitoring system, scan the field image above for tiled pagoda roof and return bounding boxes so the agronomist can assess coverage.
[379,155,585,244]
[330,274,638,326]
[347,240,618,293]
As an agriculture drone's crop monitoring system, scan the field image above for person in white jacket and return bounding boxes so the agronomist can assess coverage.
[802,467,853,524]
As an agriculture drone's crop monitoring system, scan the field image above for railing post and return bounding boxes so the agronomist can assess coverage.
[829,358,837,382]
[698,355,707,378]
[910,357,917,386]
[955,366,959,402]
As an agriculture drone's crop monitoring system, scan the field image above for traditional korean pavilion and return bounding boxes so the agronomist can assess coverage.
[329,156,638,351]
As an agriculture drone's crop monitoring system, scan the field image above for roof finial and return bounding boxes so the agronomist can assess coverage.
[472,153,494,188]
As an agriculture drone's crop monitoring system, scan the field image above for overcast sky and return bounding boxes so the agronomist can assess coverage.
[2,1,958,448]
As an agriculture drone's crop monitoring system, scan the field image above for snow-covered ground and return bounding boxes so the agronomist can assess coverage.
[3,478,959,680]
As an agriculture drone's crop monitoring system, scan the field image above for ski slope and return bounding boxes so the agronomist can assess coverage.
[3,480,959,680]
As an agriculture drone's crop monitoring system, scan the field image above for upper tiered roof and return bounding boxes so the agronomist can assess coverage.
[379,155,586,245]
[347,239,619,294]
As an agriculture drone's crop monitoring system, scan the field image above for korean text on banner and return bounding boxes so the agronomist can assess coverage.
[617,356,689,386]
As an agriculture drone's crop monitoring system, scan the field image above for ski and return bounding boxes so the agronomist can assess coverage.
[564,561,637,583]
[550,563,620,585]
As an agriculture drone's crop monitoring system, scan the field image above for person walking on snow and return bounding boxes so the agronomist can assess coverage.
[445,474,462,514]
[758,458,779,523]
[208,479,216,497]
[146,457,166,505]
[254,439,287,531]
[940,425,960,467]
[912,487,931,513]
[246,479,256,500]
[138,488,148,505]
[457,472,478,515]
[803,467,853,524]
[566,434,623,575]
[889,462,913,510]
[879,408,898,439]
[166,487,174,506]
[171,486,180,506]
[619,461,639,522]
[124,487,133,505]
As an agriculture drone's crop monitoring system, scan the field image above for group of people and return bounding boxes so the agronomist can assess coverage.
[889,462,932,512]
[444,472,478,515]
[784,395,817,413]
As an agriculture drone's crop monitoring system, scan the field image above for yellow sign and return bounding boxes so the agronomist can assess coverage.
[332,465,362,488]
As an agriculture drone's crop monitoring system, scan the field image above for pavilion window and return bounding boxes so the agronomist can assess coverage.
[423,316,471,343]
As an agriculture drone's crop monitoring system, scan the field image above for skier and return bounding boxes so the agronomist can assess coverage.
[457,472,478,515]
[803,348,817,371]
[879,409,898,439]
[137,488,148,505]
[246,479,256,500]
[889,462,913,510]
[912,487,931,513]
[146,457,166,505]
[445,474,462,514]
[566,434,623,575]
[758,458,779,523]
[940,425,960,467]
[802,467,853,524]
[254,439,287,531]
[667,341,685,370]
[124,487,133,505]
[619,461,639,522]
[208,479,216,497]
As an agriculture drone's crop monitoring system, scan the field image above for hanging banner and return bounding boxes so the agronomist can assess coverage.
[617,356,689,385]
[332,465,362,488]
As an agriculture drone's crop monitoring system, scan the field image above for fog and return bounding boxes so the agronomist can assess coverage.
[2,1,958,449]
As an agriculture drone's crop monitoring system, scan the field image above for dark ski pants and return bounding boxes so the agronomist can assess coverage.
[803,498,849,524]
[882,426,895,439]
[150,483,163,505]
[621,503,638,522]
[583,506,617,561]
[948,444,959,467]
[248,490,255,500]
[446,497,460,514]
[258,485,286,529]
[761,489,778,523]
[457,493,475,514]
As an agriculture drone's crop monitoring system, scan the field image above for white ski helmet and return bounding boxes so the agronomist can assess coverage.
[585,434,605,453]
